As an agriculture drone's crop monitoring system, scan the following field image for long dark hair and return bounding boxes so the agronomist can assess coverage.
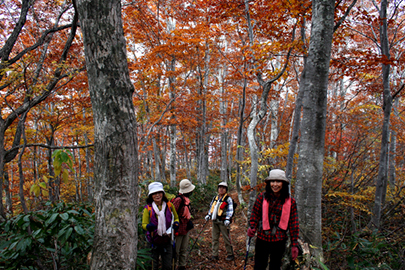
[264,181,290,202]
[146,192,169,205]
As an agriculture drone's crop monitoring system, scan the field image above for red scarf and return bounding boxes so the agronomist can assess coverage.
[262,197,291,231]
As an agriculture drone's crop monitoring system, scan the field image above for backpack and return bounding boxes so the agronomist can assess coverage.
[225,195,237,221]
[211,194,237,222]
[170,195,191,219]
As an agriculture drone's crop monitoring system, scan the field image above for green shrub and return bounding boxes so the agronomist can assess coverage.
[0,201,94,270]
[0,202,156,270]
[324,230,402,270]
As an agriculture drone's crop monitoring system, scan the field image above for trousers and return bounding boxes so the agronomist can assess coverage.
[254,238,286,270]
[212,219,233,256]
[175,231,190,267]
[151,241,173,270]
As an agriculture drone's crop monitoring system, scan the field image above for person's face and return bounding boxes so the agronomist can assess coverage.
[218,186,227,196]
[270,180,283,195]
[152,191,164,204]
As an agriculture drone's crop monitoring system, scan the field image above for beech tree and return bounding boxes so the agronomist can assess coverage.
[76,0,139,269]
[294,0,335,263]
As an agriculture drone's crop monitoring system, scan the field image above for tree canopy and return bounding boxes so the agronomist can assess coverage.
[1,0,404,269]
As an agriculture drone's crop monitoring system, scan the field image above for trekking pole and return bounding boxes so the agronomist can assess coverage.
[243,237,252,270]
[189,219,209,253]
[172,240,176,270]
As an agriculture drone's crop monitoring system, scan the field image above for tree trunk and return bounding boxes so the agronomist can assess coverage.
[236,78,247,205]
[76,0,139,269]
[295,0,335,263]
[388,98,398,189]
[247,94,260,216]
[220,67,228,183]
[286,19,307,181]
[84,131,93,201]
[166,14,177,188]
[169,123,177,187]
[18,113,29,214]
[197,42,210,185]
[0,125,5,219]
[152,137,162,181]
[46,125,57,202]
[372,0,391,229]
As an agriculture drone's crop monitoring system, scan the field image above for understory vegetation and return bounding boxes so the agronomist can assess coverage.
[1,173,403,270]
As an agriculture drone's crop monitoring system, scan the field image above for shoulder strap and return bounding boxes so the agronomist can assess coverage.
[146,204,152,213]
[167,201,173,211]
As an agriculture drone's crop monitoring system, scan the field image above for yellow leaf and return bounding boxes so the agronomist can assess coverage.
[30,184,37,194]
[31,185,41,197]
[54,167,61,177]
[42,189,49,197]
[62,170,69,183]
[43,175,49,183]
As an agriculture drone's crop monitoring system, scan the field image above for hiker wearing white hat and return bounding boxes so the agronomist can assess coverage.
[171,179,196,270]
[205,182,235,261]
[142,182,179,270]
[247,169,300,269]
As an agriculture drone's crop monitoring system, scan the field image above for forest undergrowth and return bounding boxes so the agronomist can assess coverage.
[1,179,403,270]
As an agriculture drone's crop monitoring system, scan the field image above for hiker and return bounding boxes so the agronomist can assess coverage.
[205,182,235,261]
[247,169,299,270]
[171,179,196,270]
[142,182,180,270]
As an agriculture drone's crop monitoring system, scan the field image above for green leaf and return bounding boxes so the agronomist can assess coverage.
[60,213,69,221]
[45,213,59,227]
[16,238,31,253]
[39,182,47,189]
[67,210,80,215]
[63,227,73,244]
[74,225,84,235]
[32,229,42,238]
[8,241,18,250]
[58,224,71,238]
[23,215,30,222]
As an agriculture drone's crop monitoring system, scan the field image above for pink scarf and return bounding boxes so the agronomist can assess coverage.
[262,197,291,231]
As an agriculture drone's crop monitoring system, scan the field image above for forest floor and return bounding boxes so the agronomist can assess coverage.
[185,190,254,270]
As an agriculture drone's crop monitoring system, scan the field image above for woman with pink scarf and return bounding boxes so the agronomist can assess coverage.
[247,169,300,270]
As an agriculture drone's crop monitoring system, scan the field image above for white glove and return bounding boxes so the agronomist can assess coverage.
[205,215,211,221]
[224,220,230,226]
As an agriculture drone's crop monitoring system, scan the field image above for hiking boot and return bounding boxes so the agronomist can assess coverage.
[226,255,235,261]
[211,255,219,261]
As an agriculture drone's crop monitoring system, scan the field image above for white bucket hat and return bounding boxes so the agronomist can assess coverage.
[179,179,195,194]
[218,182,228,187]
[264,169,289,183]
[148,182,165,196]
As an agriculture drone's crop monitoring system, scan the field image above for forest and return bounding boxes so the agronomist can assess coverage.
[0,0,404,269]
